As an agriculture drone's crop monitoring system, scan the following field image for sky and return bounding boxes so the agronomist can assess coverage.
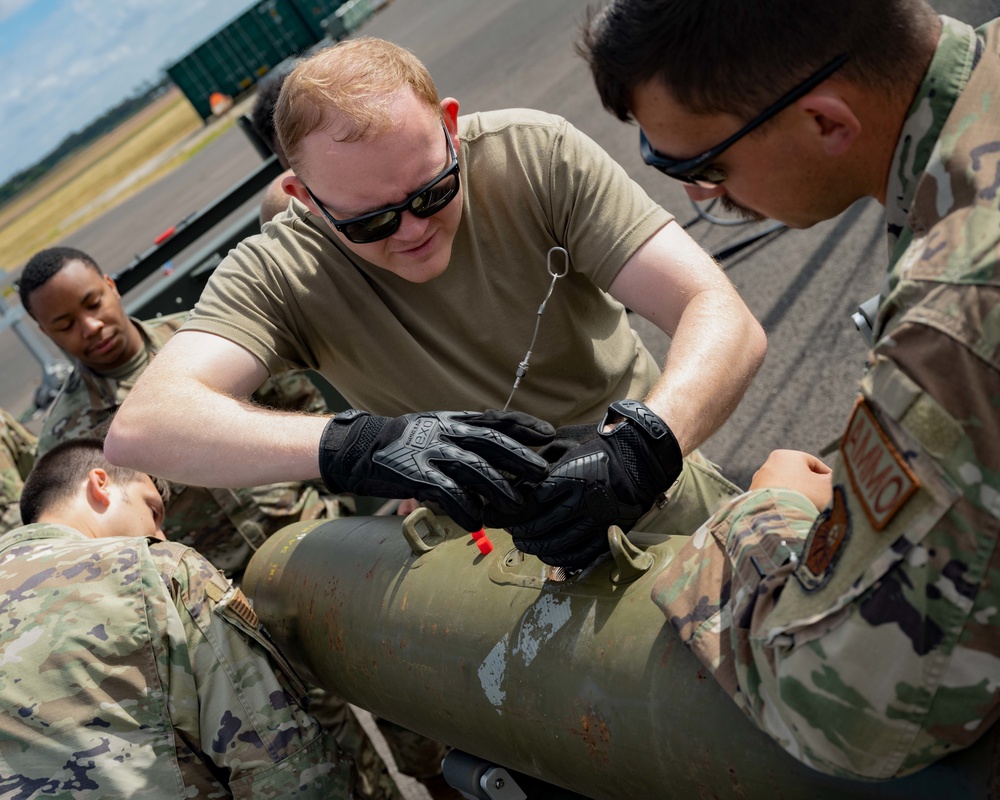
[0,0,260,185]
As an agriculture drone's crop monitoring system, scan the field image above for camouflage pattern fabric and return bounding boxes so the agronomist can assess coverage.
[373,718,450,780]
[0,523,353,798]
[33,313,408,797]
[37,312,348,578]
[0,409,35,535]
[308,689,404,800]
[653,16,1000,780]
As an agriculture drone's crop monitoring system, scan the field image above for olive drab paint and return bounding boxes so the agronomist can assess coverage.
[243,514,999,800]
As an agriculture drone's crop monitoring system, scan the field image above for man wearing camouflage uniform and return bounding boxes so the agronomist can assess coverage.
[0,439,352,798]
[18,247,403,800]
[0,407,35,534]
[583,0,1000,780]
[20,247,347,579]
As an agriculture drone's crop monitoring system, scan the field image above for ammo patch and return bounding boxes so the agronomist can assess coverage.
[841,398,919,531]
[796,485,850,592]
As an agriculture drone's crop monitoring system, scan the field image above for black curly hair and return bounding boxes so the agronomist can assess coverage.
[18,246,102,319]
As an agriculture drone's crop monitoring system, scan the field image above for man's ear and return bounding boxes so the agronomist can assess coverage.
[441,97,460,138]
[86,468,113,511]
[282,174,313,207]
[796,91,861,157]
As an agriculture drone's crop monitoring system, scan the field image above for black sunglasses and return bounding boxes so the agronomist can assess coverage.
[305,123,460,244]
[640,54,850,187]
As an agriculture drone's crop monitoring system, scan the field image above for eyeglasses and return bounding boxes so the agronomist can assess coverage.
[305,123,461,244]
[640,54,850,188]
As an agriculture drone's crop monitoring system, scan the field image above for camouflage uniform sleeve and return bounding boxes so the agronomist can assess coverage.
[651,488,818,700]
[652,311,1000,780]
[157,543,353,797]
[0,410,37,534]
[35,373,110,458]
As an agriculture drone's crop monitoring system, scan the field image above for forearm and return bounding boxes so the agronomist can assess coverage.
[107,380,327,487]
[644,287,765,454]
[607,220,766,453]
[104,331,329,487]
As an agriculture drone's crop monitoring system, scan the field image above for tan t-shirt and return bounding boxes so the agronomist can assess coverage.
[186,108,671,425]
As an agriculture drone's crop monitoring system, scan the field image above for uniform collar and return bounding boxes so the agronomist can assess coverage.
[0,523,87,552]
[75,316,170,411]
[884,16,980,255]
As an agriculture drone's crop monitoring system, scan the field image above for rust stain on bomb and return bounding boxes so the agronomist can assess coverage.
[571,713,612,764]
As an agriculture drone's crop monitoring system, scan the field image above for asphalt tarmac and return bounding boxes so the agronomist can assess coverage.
[3,0,998,492]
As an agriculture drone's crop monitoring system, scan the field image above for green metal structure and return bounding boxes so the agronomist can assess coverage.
[166,0,349,121]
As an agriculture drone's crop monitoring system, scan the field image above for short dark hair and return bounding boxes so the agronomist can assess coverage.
[19,438,164,525]
[18,247,102,319]
[251,65,294,159]
[579,0,939,122]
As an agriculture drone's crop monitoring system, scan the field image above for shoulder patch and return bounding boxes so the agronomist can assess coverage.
[227,588,259,629]
[796,485,851,592]
[841,398,920,531]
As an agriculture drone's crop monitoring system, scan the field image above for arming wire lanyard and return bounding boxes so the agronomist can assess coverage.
[502,246,569,411]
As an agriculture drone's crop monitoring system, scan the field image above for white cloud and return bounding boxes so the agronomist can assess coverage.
[0,0,255,183]
[0,0,33,24]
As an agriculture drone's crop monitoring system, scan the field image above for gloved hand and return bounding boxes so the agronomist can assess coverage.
[485,400,683,568]
[318,409,555,532]
[534,423,597,464]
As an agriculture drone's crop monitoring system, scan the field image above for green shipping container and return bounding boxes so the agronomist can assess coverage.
[291,0,353,36]
[167,0,349,121]
[322,0,374,41]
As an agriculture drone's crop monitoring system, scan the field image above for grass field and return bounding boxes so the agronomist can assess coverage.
[0,87,238,277]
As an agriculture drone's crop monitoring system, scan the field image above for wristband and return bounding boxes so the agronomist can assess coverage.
[600,400,682,465]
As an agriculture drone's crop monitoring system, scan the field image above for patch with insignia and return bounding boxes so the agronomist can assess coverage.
[796,485,850,592]
[227,588,259,629]
[841,398,920,530]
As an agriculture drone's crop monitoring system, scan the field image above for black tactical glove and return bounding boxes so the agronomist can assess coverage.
[534,423,599,464]
[485,400,683,569]
[318,409,555,532]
